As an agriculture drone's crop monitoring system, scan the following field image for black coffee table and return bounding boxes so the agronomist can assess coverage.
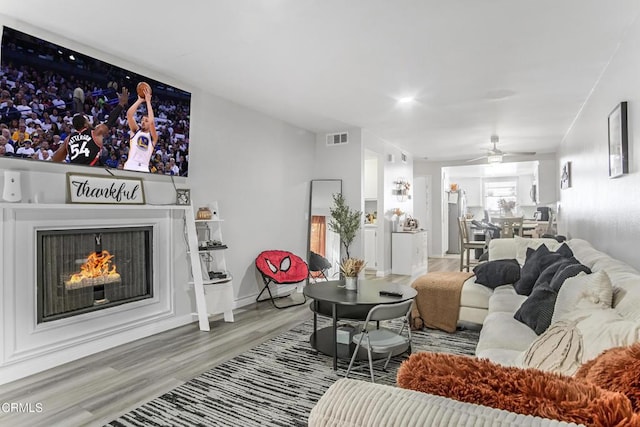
[303,280,416,370]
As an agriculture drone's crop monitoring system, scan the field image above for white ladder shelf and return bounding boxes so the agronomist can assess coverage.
[184,202,234,331]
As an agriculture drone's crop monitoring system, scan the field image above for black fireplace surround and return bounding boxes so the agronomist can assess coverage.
[37,226,153,323]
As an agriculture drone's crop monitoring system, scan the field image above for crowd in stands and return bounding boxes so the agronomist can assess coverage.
[0,60,190,176]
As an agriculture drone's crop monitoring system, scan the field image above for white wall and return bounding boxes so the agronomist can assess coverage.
[558,4,640,270]
[362,130,414,275]
[313,128,363,260]
[0,15,317,380]
[191,93,315,303]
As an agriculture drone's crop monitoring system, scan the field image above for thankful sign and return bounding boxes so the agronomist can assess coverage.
[66,173,146,205]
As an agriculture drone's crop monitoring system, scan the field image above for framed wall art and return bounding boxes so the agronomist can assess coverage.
[176,189,191,205]
[560,161,571,189]
[608,101,629,178]
[66,173,145,204]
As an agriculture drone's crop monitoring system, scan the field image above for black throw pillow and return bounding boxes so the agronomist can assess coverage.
[513,282,558,335]
[531,257,579,292]
[513,245,549,295]
[513,244,573,296]
[555,243,574,259]
[473,259,521,289]
[549,262,592,291]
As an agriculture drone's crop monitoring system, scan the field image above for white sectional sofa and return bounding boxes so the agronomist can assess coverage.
[309,237,640,426]
[474,237,640,368]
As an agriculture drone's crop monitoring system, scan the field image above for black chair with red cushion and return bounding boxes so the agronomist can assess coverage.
[255,250,309,309]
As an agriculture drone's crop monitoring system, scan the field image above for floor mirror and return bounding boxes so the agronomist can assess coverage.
[308,179,342,282]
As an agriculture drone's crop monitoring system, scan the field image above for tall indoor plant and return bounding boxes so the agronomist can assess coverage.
[328,193,362,260]
[329,193,365,289]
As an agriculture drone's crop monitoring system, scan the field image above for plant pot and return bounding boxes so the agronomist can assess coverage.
[345,276,358,291]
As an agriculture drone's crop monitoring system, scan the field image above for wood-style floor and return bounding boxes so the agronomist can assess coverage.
[0,257,459,427]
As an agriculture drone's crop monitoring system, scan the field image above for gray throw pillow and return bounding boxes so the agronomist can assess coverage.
[514,243,573,296]
[550,262,592,292]
[473,259,521,289]
[532,257,579,292]
[514,283,558,335]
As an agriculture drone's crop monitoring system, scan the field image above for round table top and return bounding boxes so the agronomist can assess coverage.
[304,279,416,306]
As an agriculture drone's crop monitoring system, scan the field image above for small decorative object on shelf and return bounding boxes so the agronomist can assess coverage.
[196,207,213,220]
[403,215,419,231]
[392,178,411,201]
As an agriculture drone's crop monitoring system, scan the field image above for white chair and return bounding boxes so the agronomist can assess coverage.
[345,299,413,382]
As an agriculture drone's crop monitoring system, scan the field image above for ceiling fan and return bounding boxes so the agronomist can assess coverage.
[467,135,536,163]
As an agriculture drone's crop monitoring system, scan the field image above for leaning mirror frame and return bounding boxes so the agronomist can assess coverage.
[307,179,342,284]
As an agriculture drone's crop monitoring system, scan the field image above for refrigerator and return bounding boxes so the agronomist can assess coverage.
[447,190,467,254]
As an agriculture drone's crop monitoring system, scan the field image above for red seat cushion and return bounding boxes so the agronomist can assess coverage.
[255,250,309,284]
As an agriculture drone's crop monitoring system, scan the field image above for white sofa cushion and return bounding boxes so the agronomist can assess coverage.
[551,270,613,324]
[309,378,580,427]
[570,308,640,363]
[513,235,563,265]
[476,311,538,354]
[487,238,517,261]
[475,348,525,367]
[488,291,527,314]
[460,278,493,309]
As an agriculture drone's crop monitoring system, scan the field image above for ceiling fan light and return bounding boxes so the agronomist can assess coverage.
[487,154,503,164]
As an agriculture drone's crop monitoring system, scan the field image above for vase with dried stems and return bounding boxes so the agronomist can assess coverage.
[340,257,366,291]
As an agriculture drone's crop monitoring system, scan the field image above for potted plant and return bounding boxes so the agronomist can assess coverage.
[329,193,365,288]
[498,199,516,216]
[328,193,362,260]
[339,257,366,290]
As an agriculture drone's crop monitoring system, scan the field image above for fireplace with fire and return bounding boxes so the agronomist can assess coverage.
[37,226,153,323]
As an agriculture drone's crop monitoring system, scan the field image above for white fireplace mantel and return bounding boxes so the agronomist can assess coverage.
[0,203,194,385]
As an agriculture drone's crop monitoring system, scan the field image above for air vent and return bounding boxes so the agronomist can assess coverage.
[326,132,349,146]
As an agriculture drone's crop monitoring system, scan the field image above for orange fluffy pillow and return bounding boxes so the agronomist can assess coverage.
[575,342,640,412]
[397,352,638,426]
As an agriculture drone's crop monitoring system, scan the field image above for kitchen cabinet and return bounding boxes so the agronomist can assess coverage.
[364,158,378,200]
[392,230,428,277]
[517,174,536,206]
[537,159,558,204]
[364,227,377,269]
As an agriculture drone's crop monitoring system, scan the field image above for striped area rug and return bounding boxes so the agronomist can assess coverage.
[107,318,479,427]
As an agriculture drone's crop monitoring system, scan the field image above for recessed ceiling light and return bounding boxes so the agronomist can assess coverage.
[397,96,415,104]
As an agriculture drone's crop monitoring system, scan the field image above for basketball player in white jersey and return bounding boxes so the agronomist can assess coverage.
[124,86,158,172]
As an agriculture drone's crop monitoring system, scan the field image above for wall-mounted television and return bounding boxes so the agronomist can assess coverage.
[0,26,191,176]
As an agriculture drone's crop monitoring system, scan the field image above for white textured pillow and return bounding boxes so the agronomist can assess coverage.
[521,309,640,373]
[551,270,613,324]
[520,318,584,376]
[514,236,562,265]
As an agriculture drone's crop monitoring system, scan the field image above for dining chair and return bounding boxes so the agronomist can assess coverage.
[458,217,486,272]
[345,299,413,382]
[491,216,524,238]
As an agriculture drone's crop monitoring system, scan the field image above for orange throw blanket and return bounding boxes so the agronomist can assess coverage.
[410,271,474,333]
